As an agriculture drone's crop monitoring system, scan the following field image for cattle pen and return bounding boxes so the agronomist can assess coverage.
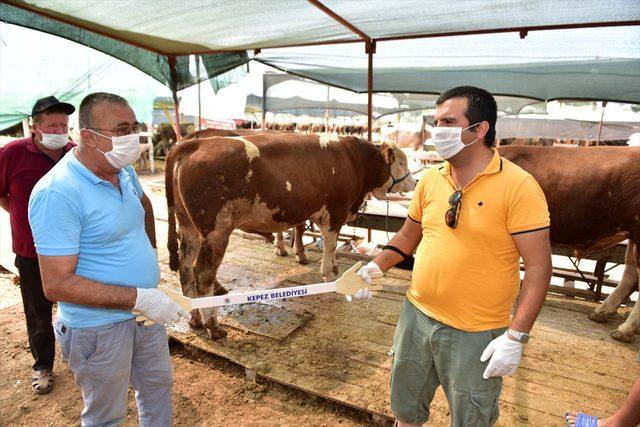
[144,177,639,426]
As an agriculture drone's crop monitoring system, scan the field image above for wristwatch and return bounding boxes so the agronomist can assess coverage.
[507,328,530,344]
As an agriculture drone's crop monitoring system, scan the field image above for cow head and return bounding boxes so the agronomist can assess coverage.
[371,141,417,199]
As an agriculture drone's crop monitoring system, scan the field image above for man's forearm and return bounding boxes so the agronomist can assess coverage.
[373,232,417,272]
[372,249,404,272]
[0,197,9,213]
[510,265,552,333]
[45,274,137,310]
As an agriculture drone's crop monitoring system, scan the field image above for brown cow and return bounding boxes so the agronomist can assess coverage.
[497,137,556,146]
[166,134,415,339]
[183,127,308,262]
[184,128,288,140]
[387,130,430,151]
[498,145,640,342]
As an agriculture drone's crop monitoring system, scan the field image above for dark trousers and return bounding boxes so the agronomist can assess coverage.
[15,255,55,371]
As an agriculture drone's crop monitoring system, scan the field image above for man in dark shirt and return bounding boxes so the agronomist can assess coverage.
[0,96,75,394]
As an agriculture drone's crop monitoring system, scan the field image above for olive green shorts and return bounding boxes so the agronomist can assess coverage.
[390,298,506,426]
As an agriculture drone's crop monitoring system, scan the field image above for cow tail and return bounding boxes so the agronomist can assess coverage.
[166,146,180,271]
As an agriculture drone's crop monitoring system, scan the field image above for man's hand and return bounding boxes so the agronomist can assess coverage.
[134,288,191,325]
[345,287,373,302]
[480,332,523,379]
[357,261,383,284]
[345,262,384,302]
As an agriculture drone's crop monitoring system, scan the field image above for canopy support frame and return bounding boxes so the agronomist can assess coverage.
[307,0,376,140]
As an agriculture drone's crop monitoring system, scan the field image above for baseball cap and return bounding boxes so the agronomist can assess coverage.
[31,96,75,117]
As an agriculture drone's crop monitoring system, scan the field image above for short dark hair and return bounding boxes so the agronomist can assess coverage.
[436,86,497,147]
[79,92,129,129]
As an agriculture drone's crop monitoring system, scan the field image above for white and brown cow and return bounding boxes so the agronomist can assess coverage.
[499,145,640,342]
[166,133,415,339]
[184,128,309,263]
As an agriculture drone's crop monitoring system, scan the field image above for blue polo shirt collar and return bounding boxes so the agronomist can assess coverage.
[68,148,132,186]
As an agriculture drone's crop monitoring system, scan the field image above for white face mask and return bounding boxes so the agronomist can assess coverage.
[37,131,68,150]
[90,130,141,170]
[430,123,480,160]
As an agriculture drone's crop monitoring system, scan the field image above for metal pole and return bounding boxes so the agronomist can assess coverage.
[262,73,267,130]
[196,55,202,131]
[596,101,607,146]
[326,85,330,131]
[22,119,30,138]
[367,41,376,142]
[306,0,374,139]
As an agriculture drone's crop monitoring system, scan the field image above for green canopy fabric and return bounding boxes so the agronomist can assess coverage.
[1,0,638,129]
[257,74,545,118]
[0,23,248,130]
[3,0,637,51]
[256,26,640,103]
[0,24,163,129]
[0,2,249,91]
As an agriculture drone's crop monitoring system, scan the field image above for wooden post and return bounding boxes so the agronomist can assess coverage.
[196,55,202,131]
[145,121,155,174]
[325,85,330,131]
[595,101,607,146]
[168,56,182,142]
[22,119,30,137]
[593,258,607,301]
[261,73,267,131]
[366,41,376,142]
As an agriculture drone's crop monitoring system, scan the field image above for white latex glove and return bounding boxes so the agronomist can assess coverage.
[345,287,372,302]
[346,262,384,302]
[480,332,523,379]
[134,288,191,325]
[357,261,383,284]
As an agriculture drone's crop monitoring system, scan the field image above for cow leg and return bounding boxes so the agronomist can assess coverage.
[612,242,640,342]
[318,226,338,281]
[193,228,233,340]
[612,296,640,343]
[177,226,204,329]
[330,225,342,275]
[590,243,638,328]
[589,264,637,322]
[274,231,288,257]
[294,223,308,265]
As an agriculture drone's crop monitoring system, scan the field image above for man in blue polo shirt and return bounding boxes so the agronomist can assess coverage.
[29,92,189,426]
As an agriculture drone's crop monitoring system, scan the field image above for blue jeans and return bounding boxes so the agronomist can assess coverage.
[54,318,173,427]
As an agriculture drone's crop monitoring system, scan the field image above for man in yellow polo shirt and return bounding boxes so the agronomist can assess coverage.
[357,86,552,426]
